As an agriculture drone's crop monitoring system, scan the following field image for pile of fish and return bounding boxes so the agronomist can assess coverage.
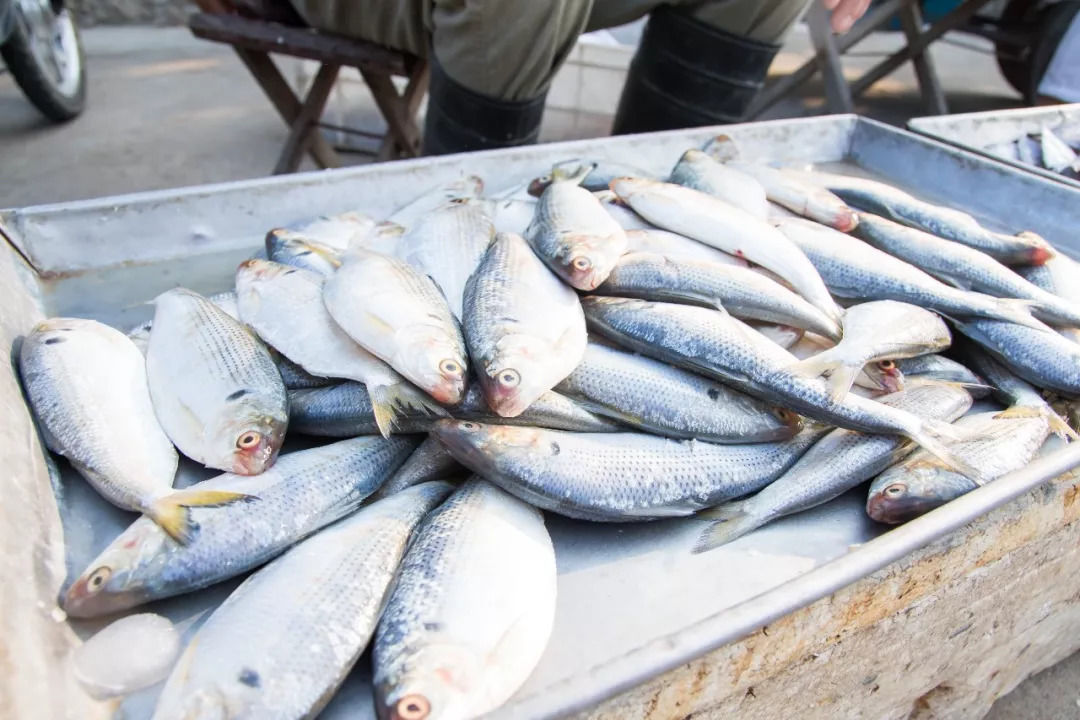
[20,133,1080,719]
[979,121,1080,179]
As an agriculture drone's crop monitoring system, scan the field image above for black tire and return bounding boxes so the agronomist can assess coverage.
[993,0,1040,99]
[0,7,85,122]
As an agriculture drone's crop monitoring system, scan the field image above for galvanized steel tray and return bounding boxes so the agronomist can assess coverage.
[4,114,1080,719]
[908,104,1080,189]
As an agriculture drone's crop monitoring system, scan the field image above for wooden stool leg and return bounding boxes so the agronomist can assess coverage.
[806,1,855,114]
[274,62,341,174]
[898,0,948,115]
[232,48,342,172]
[361,67,425,160]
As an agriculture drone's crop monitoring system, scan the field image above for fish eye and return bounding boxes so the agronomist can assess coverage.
[439,359,463,378]
[885,483,906,496]
[773,408,796,422]
[236,431,263,450]
[571,256,592,272]
[396,694,431,720]
[86,566,112,594]
[878,360,896,371]
[497,369,521,388]
[460,422,479,432]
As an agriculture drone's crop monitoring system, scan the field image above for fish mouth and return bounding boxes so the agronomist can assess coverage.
[866,490,941,524]
[428,378,466,406]
[1026,245,1054,266]
[62,578,148,619]
[830,209,860,233]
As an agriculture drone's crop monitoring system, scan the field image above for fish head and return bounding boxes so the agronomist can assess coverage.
[207,400,288,475]
[62,519,170,617]
[264,229,342,273]
[431,420,541,473]
[552,231,622,290]
[375,644,481,720]
[1015,231,1055,265]
[479,335,554,417]
[866,459,964,524]
[865,360,905,394]
[397,330,468,406]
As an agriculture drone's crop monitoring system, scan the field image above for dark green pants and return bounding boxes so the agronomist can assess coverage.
[289,0,809,100]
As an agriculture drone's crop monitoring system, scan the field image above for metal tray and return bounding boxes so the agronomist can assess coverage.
[908,104,1080,189]
[4,114,1080,720]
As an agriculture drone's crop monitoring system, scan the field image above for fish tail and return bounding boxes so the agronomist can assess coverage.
[148,489,257,545]
[990,298,1048,331]
[368,381,449,438]
[912,420,991,486]
[995,404,1078,441]
[692,503,762,553]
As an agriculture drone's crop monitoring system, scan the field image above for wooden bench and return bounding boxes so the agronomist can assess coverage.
[188,9,429,173]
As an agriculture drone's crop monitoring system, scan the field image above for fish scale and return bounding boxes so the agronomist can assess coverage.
[432,420,827,521]
[373,479,556,720]
[556,342,800,443]
[151,483,451,720]
[62,435,420,618]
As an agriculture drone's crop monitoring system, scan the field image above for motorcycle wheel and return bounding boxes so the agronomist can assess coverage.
[1,0,85,122]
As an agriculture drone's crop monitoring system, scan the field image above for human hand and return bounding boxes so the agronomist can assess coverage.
[821,0,871,33]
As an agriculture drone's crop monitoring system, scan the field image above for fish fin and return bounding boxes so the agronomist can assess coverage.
[702,134,740,163]
[551,161,595,186]
[913,421,991,486]
[148,490,257,545]
[788,355,858,403]
[935,273,973,291]
[692,503,762,553]
[992,298,1050,331]
[368,381,448,437]
[995,404,1078,441]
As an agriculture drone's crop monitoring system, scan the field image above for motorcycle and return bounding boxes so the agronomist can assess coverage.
[0,0,85,121]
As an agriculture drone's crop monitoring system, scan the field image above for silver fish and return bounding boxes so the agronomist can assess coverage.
[19,319,244,544]
[373,479,556,720]
[624,228,749,268]
[288,382,615,436]
[527,158,657,196]
[525,168,629,290]
[287,210,376,251]
[610,177,843,325]
[62,435,420,618]
[324,249,468,405]
[751,322,805,349]
[789,300,950,401]
[786,168,1053,265]
[582,297,983,479]
[556,341,802,443]
[789,333,903,396]
[265,229,343,277]
[464,232,587,416]
[236,260,444,436]
[953,316,1080,397]
[867,406,1053,523]
[855,213,1080,328]
[146,288,288,475]
[432,420,826,521]
[596,251,842,340]
[669,149,768,219]
[701,134,858,231]
[594,189,656,231]
[388,176,485,228]
[694,382,973,551]
[777,218,1042,329]
[373,437,465,500]
[151,482,451,720]
[895,355,988,397]
[395,200,495,319]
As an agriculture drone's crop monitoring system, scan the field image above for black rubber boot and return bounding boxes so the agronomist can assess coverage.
[611,7,780,134]
[422,56,547,155]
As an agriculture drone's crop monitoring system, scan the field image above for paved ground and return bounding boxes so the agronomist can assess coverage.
[1,24,1078,718]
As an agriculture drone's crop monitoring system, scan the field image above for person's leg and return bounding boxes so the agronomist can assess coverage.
[610,0,809,134]
[288,0,430,57]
